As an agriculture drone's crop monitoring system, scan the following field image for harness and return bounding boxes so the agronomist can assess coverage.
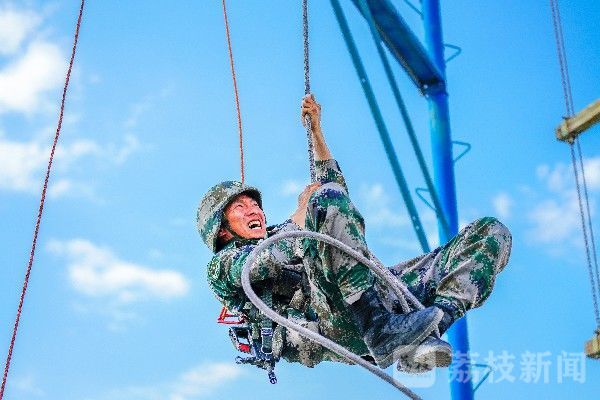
[219,284,277,384]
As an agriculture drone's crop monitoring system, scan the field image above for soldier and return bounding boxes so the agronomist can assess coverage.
[197,94,512,372]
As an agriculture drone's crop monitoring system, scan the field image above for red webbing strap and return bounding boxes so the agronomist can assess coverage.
[221,0,246,185]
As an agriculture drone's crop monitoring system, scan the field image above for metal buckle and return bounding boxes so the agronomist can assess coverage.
[260,327,273,337]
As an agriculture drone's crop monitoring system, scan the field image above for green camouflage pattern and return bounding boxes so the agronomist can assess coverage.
[197,180,262,253]
[387,216,512,321]
[203,160,512,368]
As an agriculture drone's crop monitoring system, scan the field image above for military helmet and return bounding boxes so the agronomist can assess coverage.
[197,180,262,253]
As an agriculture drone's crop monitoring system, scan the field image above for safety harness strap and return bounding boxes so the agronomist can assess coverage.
[260,282,274,355]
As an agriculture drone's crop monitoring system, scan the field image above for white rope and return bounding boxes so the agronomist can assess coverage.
[241,230,428,400]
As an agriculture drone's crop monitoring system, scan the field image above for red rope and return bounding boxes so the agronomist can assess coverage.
[221,0,245,185]
[0,1,85,398]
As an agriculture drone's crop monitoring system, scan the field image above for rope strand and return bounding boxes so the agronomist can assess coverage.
[555,1,575,115]
[302,0,316,182]
[570,143,600,327]
[303,0,310,96]
[550,0,573,116]
[0,2,85,398]
[222,0,245,185]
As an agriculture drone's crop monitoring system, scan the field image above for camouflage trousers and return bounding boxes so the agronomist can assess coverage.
[288,182,512,365]
[385,216,512,321]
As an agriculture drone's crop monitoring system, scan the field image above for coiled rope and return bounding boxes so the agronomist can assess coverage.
[241,230,431,400]
[0,1,85,398]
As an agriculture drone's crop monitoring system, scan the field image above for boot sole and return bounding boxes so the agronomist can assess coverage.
[396,341,452,374]
[374,308,444,369]
[414,346,452,368]
[398,351,451,374]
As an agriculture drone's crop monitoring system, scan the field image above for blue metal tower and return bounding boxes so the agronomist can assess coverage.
[331,1,474,398]
[421,2,474,399]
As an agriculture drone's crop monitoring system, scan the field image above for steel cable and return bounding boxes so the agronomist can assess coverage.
[550,0,600,328]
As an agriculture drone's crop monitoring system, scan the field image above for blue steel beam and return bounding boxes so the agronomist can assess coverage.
[343,0,475,396]
[350,0,444,94]
[356,0,451,239]
[330,0,431,254]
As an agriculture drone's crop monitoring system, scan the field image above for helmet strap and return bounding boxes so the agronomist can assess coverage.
[221,218,245,242]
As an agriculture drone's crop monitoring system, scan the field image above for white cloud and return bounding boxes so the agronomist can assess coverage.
[536,157,600,194]
[48,178,73,198]
[0,6,41,55]
[0,40,66,114]
[359,183,410,228]
[109,134,140,165]
[493,192,513,219]
[0,4,67,115]
[0,4,144,199]
[125,97,153,129]
[528,193,582,244]
[47,238,189,303]
[583,157,600,190]
[280,179,307,197]
[0,135,48,192]
[0,133,140,197]
[168,363,243,400]
[124,86,174,128]
[55,138,102,168]
[12,374,44,397]
[98,363,243,400]
[527,157,599,250]
[48,178,97,200]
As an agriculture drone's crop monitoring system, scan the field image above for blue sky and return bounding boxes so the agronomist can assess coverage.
[0,1,599,399]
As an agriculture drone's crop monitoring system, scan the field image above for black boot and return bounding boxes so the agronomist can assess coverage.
[395,306,455,374]
[348,287,443,369]
[437,307,455,336]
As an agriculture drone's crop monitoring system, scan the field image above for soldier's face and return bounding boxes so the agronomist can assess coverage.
[220,194,267,240]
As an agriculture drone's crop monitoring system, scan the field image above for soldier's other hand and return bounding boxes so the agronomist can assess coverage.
[301,93,321,128]
[298,182,321,209]
[291,182,321,228]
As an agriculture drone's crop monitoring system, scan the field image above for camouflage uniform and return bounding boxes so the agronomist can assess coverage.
[205,159,512,367]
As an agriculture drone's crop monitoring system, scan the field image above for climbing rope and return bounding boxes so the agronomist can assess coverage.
[302,0,317,182]
[549,0,600,329]
[241,230,433,399]
[0,2,85,399]
[221,0,246,185]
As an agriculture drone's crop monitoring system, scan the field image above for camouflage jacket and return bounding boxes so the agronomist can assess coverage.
[207,159,366,366]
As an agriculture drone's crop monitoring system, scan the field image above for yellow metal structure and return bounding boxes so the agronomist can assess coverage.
[556,99,600,143]
[585,331,600,359]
